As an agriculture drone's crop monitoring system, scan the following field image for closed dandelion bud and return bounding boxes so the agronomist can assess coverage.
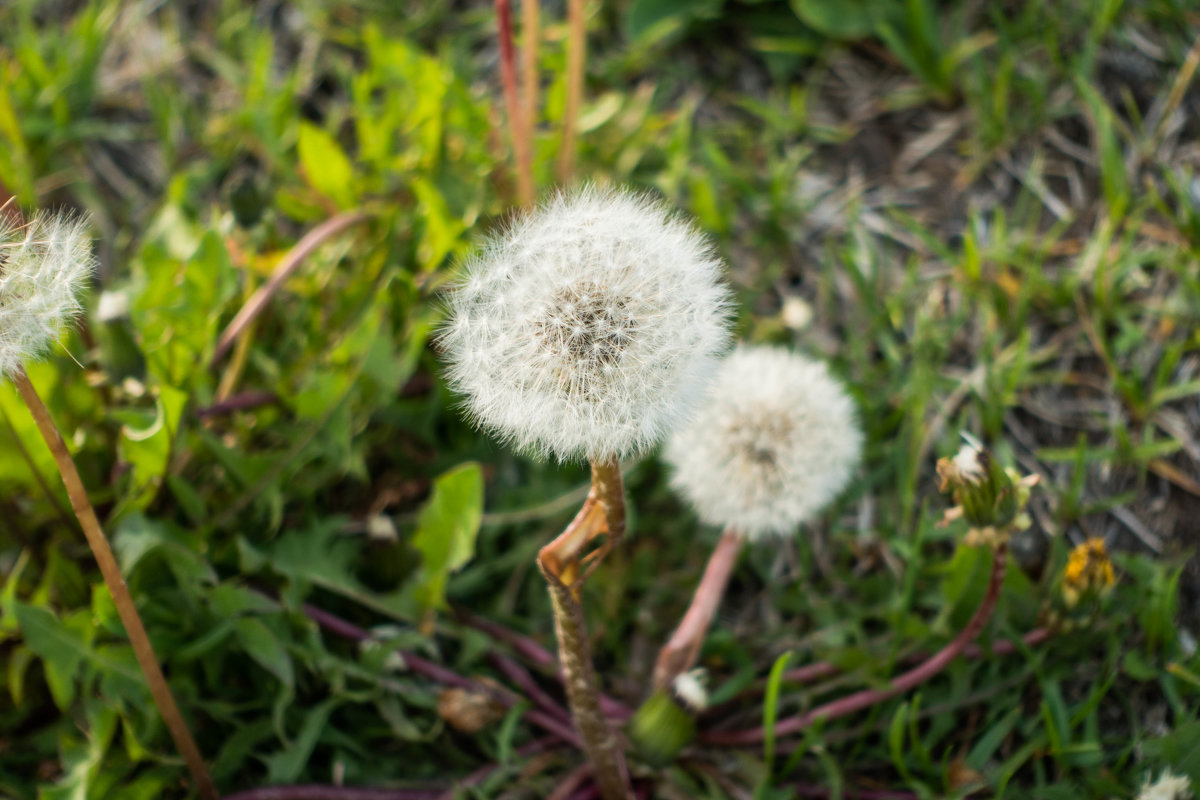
[629,670,707,766]
[0,211,94,379]
[664,346,862,540]
[937,442,1015,529]
[441,186,732,461]
[937,438,1039,548]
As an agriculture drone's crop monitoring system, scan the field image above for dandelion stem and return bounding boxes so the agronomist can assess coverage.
[496,0,534,207]
[558,0,586,183]
[537,456,633,800]
[704,544,1008,746]
[653,527,743,691]
[11,366,217,800]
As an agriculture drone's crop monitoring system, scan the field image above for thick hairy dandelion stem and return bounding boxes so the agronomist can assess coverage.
[12,367,217,800]
[705,544,1008,746]
[653,527,743,691]
[537,456,632,800]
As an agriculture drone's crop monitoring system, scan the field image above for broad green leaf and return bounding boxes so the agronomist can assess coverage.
[262,698,341,783]
[298,122,356,208]
[1142,721,1200,782]
[790,0,888,39]
[14,603,92,710]
[411,462,484,611]
[233,617,294,689]
[626,0,723,41]
[113,514,216,587]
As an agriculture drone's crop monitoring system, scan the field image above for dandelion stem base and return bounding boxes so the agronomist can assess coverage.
[537,456,632,800]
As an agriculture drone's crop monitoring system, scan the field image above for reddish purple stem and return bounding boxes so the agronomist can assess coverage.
[299,603,582,747]
[455,606,632,720]
[195,391,278,419]
[794,786,920,799]
[222,788,439,800]
[705,547,1009,746]
[770,627,1049,690]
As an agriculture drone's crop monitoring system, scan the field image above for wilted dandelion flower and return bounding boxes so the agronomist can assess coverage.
[1138,770,1193,800]
[441,186,731,461]
[1061,538,1116,608]
[0,211,94,379]
[664,346,861,539]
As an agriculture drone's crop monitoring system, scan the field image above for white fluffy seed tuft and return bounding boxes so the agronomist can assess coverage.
[665,345,862,540]
[440,186,732,461]
[0,211,94,379]
[1138,770,1193,800]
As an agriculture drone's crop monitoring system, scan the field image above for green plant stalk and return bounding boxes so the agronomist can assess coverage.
[536,456,632,800]
[557,0,585,183]
[12,367,218,800]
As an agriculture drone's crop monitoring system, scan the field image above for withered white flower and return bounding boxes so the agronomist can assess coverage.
[1138,770,1193,800]
[0,211,94,379]
[441,186,731,461]
[665,346,861,539]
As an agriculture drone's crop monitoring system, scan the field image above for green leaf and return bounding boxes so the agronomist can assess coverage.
[113,514,216,587]
[262,698,341,783]
[790,0,888,39]
[1141,721,1200,783]
[759,650,793,794]
[115,383,188,512]
[14,603,92,710]
[411,462,484,611]
[233,617,294,689]
[298,122,356,208]
[626,0,723,42]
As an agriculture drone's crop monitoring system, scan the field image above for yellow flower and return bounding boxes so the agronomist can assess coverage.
[1061,538,1116,608]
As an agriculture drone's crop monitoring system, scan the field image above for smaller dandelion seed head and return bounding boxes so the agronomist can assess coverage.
[0,211,94,380]
[440,185,732,462]
[1138,770,1193,800]
[665,345,862,540]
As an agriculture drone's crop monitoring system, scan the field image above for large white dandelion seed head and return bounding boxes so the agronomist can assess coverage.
[0,211,94,380]
[665,345,862,540]
[441,186,732,461]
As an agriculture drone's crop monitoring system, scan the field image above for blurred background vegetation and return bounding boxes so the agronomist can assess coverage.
[1,0,1199,797]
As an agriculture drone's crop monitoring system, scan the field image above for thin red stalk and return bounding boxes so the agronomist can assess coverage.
[704,546,1008,746]
[211,210,370,366]
[774,626,1049,689]
[496,0,534,206]
[454,606,557,669]
[299,602,582,747]
[454,606,633,720]
[653,528,743,690]
[793,786,919,799]
[222,787,440,800]
[436,737,559,800]
[194,390,278,419]
[548,763,592,800]
[490,651,573,727]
